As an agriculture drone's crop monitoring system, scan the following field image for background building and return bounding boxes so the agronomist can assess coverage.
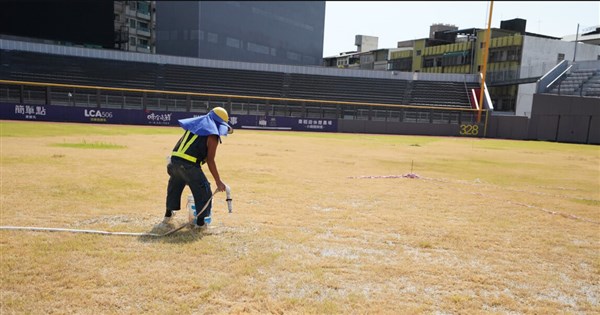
[561,25,600,46]
[325,19,600,115]
[0,1,156,53]
[114,1,156,53]
[2,0,327,63]
[0,1,114,49]
[155,1,325,65]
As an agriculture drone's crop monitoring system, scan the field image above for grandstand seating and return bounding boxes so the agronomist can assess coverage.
[411,81,479,107]
[1,50,160,89]
[285,73,407,104]
[581,71,600,97]
[549,68,599,97]
[162,64,284,97]
[0,49,475,109]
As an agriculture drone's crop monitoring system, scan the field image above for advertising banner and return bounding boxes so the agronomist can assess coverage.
[1,103,338,132]
[1,103,185,126]
[229,115,337,132]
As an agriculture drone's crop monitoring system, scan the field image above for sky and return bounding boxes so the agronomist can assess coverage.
[322,1,600,57]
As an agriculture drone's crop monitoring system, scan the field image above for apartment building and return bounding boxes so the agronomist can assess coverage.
[114,1,156,53]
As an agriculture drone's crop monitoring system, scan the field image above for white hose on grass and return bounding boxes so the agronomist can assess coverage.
[0,226,161,237]
[0,186,233,237]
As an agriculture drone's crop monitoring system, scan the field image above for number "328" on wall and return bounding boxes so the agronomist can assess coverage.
[459,124,479,136]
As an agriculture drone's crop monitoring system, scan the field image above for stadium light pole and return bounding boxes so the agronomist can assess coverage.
[573,23,579,62]
[477,0,494,123]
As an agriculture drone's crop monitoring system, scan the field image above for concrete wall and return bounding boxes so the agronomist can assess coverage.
[520,36,600,78]
[338,120,461,137]
[528,94,599,144]
[515,83,536,117]
[355,35,378,52]
[486,115,529,140]
[339,94,599,144]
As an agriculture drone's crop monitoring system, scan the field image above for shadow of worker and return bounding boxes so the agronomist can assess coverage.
[137,221,205,244]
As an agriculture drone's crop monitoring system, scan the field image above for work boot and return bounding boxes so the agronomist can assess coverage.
[161,216,172,225]
[190,223,208,232]
[165,209,179,218]
[154,215,172,229]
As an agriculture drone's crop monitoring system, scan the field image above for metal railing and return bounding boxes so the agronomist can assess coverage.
[0,79,487,125]
[536,60,570,94]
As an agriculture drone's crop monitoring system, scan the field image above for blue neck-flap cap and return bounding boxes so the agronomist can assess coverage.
[178,111,231,138]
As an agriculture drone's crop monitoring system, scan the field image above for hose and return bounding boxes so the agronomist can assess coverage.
[0,226,162,237]
[0,185,233,237]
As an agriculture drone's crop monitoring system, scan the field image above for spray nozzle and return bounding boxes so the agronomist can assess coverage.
[225,184,233,213]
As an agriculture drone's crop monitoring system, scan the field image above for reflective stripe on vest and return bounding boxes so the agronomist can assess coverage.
[172,130,198,163]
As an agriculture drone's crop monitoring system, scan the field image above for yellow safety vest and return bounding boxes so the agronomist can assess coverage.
[171,130,199,163]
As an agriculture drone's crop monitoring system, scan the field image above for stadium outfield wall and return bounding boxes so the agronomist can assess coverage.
[1,101,479,137]
[2,91,597,143]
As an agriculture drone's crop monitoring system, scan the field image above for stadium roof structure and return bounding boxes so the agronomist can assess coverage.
[562,25,600,46]
[523,32,561,40]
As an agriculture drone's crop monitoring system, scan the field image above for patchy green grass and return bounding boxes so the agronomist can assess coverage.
[572,198,600,207]
[1,120,179,137]
[51,139,127,149]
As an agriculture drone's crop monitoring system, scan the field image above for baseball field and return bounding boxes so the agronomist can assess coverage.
[1,120,599,314]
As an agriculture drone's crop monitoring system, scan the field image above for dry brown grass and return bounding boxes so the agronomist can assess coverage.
[1,120,599,314]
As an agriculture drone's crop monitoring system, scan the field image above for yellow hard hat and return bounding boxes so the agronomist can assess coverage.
[212,107,229,123]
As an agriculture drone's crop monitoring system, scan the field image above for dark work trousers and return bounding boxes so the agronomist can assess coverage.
[165,160,212,225]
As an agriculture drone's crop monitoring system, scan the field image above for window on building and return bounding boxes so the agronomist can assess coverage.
[360,55,374,64]
[287,51,301,61]
[138,21,149,32]
[247,42,269,54]
[226,37,240,48]
[557,53,565,62]
[389,58,412,71]
[138,38,149,47]
[207,32,218,43]
[498,51,505,62]
[423,58,435,68]
[490,49,517,62]
[137,1,150,15]
[416,50,422,56]
[442,52,468,66]
[507,48,521,61]
[129,19,136,29]
[129,36,136,44]
[129,1,137,10]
